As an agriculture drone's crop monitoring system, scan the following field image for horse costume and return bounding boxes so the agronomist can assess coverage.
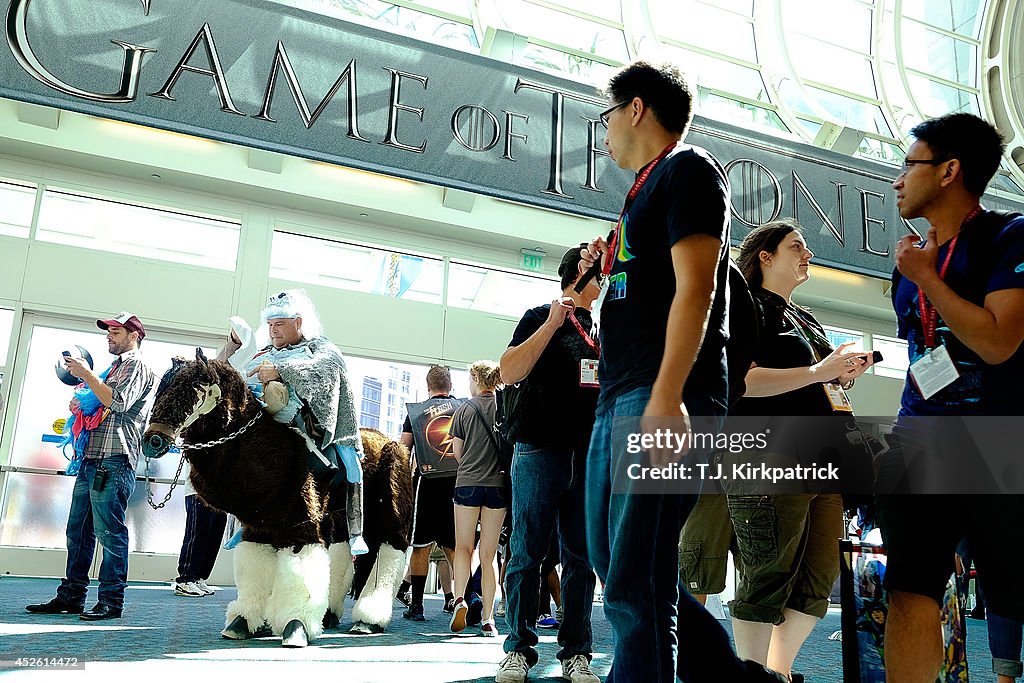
[142,351,413,646]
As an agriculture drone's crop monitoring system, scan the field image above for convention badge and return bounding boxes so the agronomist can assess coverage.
[822,383,854,412]
[580,359,599,388]
[909,345,959,400]
[52,418,67,434]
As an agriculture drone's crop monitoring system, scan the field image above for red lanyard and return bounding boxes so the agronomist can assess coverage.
[568,309,600,355]
[603,142,678,276]
[918,205,982,349]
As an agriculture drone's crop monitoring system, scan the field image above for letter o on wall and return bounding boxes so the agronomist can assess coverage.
[724,158,783,228]
[451,105,500,152]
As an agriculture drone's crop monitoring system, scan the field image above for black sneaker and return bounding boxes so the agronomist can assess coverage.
[396,588,412,608]
[403,604,426,621]
[26,597,83,615]
[443,595,456,614]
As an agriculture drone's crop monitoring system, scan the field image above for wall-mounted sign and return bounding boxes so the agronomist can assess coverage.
[2,0,1021,280]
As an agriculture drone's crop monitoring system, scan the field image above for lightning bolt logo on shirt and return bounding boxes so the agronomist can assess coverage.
[616,214,635,263]
[425,414,457,459]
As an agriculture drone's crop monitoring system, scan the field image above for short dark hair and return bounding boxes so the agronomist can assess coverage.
[909,113,1006,196]
[607,61,694,135]
[426,365,451,393]
[736,218,802,289]
[558,243,588,291]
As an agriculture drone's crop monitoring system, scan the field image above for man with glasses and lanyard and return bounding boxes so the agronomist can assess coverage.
[579,61,786,683]
[882,113,1024,682]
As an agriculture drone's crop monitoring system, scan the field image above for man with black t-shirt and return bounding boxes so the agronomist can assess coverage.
[579,62,785,683]
[493,245,601,683]
[400,365,463,621]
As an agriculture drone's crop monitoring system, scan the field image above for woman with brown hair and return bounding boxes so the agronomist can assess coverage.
[728,219,875,682]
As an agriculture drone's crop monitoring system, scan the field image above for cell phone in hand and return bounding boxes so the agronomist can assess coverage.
[868,350,883,363]
[62,351,72,357]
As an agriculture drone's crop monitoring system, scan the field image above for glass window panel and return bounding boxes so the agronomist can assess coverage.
[403,0,473,17]
[702,0,754,14]
[271,231,443,304]
[342,355,470,438]
[992,173,1024,197]
[36,191,239,271]
[900,0,982,37]
[803,86,892,136]
[494,0,629,61]
[871,334,910,379]
[0,179,36,239]
[281,0,478,50]
[650,1,756,63]
[0,308,13,367]
[795,117,824,138]
[823,325,863,350]
[447,262,557,317]
[698,91,789,133]
[0,471,77,549]
[781,0,873,52]
[905,74,978,118]
[536,0,622,22]
[855,138,905,165]
[518,44,620,85]
[661,44,767,102]
[788,35,877,98]
[901,25,975,87]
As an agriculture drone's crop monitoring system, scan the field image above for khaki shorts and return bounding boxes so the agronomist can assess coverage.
[679,494,734,595]
[727,493,843,624]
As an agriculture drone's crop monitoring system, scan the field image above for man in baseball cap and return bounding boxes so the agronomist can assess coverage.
[97,312,146,341]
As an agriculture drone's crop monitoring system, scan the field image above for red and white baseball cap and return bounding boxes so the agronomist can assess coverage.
[97,311,146,340]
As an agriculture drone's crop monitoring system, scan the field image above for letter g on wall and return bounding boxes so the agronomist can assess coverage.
[6,0,155,103]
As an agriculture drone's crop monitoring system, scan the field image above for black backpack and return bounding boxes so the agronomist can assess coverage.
[726,260,760,409]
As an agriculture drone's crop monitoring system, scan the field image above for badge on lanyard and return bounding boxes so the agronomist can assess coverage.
[580,359,599,388]
[822,382,854,412]
[908,212,977,400]
[909,345,959,400]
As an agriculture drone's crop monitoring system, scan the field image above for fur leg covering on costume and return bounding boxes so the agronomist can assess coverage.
[328,541,354,620]
[264,543,330,640]
[225,541,278,630]
[350,544,407,629]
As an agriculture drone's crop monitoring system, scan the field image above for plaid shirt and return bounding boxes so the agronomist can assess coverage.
[84,349,156,469]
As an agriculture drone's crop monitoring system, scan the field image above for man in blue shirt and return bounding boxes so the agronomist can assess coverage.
[882,112,1024,683]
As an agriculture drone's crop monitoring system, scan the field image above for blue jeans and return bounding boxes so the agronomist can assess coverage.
[587,386,744,683]
[989,610,1024,678]
[503,442,595,666]
[56,457,136,610]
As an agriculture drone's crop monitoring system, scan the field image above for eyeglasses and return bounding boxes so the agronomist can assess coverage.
[899,158,946,175]
[600,101,628,127]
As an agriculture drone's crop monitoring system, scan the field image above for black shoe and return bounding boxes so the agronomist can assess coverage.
[969,607,986,620]
[396,588,412,609]
[467,595,483,626]
[323,610,340,630]
[26,597,83,615]
[79,603,122,621]
[443,596,456,614]
[403,604,425,621]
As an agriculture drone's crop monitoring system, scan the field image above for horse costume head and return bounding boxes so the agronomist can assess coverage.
[143,348,249,458]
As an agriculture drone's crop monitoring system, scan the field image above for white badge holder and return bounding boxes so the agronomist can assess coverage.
[580,359,599,388]
[909,345,959,400]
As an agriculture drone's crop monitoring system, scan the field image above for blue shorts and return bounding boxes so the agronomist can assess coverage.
[453,485,507,510]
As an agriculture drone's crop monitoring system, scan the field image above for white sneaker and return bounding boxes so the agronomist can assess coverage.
[174,581,206,597]
[561,654,599,683]
[495,598,506,618]
[195,579,215,595]
[495,651,530,683]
